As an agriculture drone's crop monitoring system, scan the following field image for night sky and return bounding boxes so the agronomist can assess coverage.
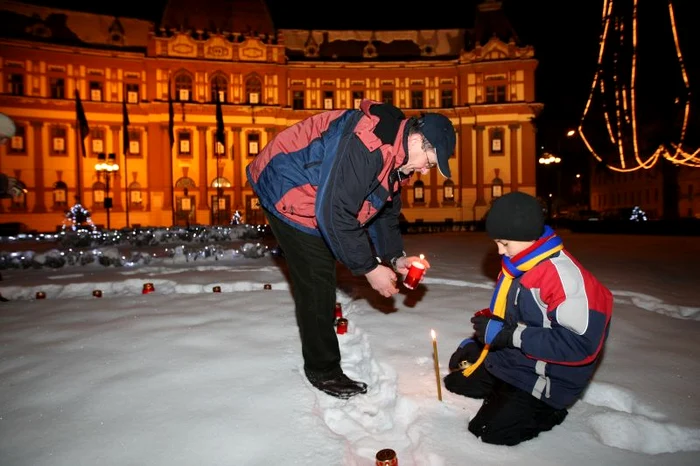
[17,0,699,176]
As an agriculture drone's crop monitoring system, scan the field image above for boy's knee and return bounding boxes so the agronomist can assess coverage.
[443,371,485,398]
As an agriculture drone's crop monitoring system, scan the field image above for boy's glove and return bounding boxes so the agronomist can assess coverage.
[448,338,482,371]
[471,314,516,350]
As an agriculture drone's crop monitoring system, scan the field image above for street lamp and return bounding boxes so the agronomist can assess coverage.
[538,152,562,165]
[95,152,119,230]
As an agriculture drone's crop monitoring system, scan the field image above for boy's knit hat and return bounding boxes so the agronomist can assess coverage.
[485,192,544,241]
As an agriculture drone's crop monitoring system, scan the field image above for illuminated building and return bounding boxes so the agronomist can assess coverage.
[0,0,540,231]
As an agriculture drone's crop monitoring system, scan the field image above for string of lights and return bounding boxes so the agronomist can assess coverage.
[577,0,697,172]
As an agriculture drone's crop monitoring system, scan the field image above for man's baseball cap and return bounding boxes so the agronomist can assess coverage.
[421,113,456,178]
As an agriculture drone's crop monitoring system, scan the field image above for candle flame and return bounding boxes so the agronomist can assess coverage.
[420,254,425,260]
[431,329,436,340]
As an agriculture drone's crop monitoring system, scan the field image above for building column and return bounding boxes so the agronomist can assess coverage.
[197,126,209,209]
[159,123,172,211]
[109,125,123,211]
[265,127,277,143]
[459,122,474,206]
[474,125,486,206]
[428,165,439,207]
[31,121,47,213]
[233,127,242,210]
[509,123,520,192]
[521,120,537,188]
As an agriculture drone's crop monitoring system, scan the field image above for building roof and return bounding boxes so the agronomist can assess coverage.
[0,0,526,62]
[160,0,275,35]
[0,0,151,50]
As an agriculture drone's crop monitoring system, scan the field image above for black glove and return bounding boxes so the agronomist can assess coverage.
[471,314,516,350]
[448,338,482,371]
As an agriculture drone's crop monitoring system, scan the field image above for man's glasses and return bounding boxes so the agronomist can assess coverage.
[421,137,437,169]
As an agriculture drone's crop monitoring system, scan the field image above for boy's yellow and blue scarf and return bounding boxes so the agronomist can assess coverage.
[462,225,563,377]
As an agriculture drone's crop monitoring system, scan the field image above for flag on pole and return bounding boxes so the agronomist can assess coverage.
[168,75,175,152]
[215,86,225,150]
[122,98,130,155]
[74,89,90,157]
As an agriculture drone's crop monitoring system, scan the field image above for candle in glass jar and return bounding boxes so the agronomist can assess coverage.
[402,261,426,290]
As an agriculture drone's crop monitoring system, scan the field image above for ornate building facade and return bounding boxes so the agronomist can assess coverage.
[0,0,541,232]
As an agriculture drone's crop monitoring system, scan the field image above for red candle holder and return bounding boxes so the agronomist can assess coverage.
[375,448,398,466]
[92,290,103,298]
[212,286,221,293]
[35,291,46,300]
[402,261,426,290]
[142,283,155,294]
[263,284,272,290]
[334,302,343,319]
[336,318,348,335]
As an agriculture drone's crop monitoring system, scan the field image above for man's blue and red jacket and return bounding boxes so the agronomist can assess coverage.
[246,99,410,275]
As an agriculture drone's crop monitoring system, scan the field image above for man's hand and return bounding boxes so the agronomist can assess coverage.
[393,255,431,276]
[365,264,399,297]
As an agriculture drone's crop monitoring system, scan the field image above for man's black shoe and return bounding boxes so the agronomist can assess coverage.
[307,373,368,399]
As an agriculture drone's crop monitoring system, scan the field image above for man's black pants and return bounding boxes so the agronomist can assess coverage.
[264,210,342,379]
[444,365,568,446]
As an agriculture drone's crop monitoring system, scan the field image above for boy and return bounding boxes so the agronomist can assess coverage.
[444,191,613,445]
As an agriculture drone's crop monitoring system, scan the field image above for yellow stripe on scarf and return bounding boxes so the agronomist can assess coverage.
[462,242,563,377]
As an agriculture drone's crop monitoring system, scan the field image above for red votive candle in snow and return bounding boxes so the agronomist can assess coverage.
[334,302,343,320]
[375,448,398,466]
[402,261,426,290]
[336,318,348,335]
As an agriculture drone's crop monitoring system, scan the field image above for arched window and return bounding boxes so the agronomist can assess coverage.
[53,181,68,207]
[211,177,231,188]
[443,179,455,202]
[174,72,193,102]
[175,177,196,189]
[128,182,142,207]
[245,74,262,105]
[413,180,425,204]
[92,181,106,207]
[211,74,228,103]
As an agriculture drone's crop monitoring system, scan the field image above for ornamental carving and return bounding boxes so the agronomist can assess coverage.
[238,38,266,62]
[460,37,534,63]
[168,33,197,58]
[204,36,233,60]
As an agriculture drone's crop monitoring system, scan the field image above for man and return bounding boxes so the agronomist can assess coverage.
[0,113,26,198]
[444,192,613,445]
[246,99,456,399]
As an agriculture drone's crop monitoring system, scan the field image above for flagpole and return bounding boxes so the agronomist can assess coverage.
[122,98,130,229]
[73,83,90,204]
[124,146,129,228]
[168,71,176,227]
[75,114,82,205]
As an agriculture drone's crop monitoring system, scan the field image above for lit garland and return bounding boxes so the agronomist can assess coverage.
[0,224,271,270]
[577,0,697,172]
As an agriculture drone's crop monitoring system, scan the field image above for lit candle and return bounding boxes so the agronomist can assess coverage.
[403,255,427,290]
[431,329,442,401]
[336,318,348,335]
